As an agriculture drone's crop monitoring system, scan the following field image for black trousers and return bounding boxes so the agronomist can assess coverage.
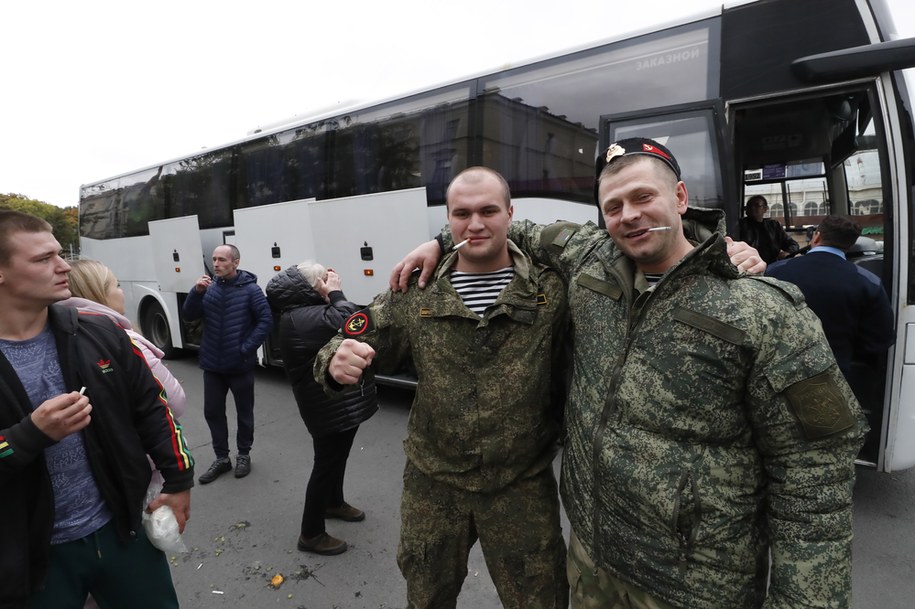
[300,426,359,537]
[203,369,255,459]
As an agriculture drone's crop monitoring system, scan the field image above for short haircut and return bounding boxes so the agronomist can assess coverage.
[68,259,117,308]
[295,259,327,287]
[816,215,861,251]
[216,244,240,261]
[0,210,53,265]
[445,167,511,210]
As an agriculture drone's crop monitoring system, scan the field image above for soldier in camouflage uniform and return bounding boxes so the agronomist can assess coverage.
[394,139,867,609]
[315,167,569,609]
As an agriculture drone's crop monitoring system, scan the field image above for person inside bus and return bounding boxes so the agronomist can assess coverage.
[0,210,194,609]
[265,261,377,556]
[766,214,894,427]
[58,258,190,609]
[737,194,800,263]
[183,244,272,483]
[390,139,866,608]
[317,167,571,609]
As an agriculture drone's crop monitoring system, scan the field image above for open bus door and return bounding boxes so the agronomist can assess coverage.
[728,84,907,471]
[147,215,207,357]
[233,199,318,366]
[231,188,430,376]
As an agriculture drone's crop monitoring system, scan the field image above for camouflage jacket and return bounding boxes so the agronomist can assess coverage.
[503,212,867,609]
[315,241,568,494]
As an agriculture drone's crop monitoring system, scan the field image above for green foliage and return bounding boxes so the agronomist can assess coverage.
[0,193,80,257]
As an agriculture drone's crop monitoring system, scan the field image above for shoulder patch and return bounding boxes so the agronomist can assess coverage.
[783,370,856,440]
[540,221,582,250]
[342,310,374,337]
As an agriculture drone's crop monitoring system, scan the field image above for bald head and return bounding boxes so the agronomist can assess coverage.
[446,167,511,211]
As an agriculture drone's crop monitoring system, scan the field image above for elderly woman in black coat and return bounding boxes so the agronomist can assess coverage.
[266,261,378,556]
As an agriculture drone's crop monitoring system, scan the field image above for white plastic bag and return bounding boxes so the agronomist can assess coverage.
[142,479,188,553]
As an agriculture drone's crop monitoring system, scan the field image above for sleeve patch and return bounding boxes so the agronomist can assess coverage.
[783,371,856,440]
[342,310,374,337]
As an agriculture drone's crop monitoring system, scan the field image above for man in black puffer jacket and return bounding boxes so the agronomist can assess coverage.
[266,262,377,555]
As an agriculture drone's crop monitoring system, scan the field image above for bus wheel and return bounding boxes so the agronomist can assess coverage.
[142,302,176,359]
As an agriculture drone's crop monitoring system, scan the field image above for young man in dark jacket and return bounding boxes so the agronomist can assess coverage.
[0,210,194,608]
[183,244,272,482]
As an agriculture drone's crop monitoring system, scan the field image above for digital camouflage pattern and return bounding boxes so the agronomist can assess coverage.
[496,209,867,609]
[315,242,570,608]
[398,460,566,609]
[567,532,675,609]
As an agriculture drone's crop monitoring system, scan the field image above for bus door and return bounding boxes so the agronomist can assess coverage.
[233,199,318,365]
[728,85,899,469]
[306,187,430,307]
[147,215,207,355]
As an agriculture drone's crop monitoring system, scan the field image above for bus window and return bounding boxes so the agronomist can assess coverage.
[607,109,725,211]
[480,20,717,205]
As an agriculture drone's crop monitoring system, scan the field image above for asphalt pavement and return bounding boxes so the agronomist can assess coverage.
[164,357,510,609]
[160,356,915,609]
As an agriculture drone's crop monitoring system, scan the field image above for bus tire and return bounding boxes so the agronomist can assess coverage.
[142,301,176,359]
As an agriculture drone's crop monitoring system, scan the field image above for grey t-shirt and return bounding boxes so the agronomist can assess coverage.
[0,325,111,543]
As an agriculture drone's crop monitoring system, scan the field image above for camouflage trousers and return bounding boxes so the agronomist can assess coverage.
[397,459,568,609]
[567,532,675,609]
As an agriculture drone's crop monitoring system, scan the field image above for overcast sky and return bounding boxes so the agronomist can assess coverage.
[3,0,915,208]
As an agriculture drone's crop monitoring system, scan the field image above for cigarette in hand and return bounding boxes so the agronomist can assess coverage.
[647,226,672,232]
[79,386,87,396]
[453,238,471,251]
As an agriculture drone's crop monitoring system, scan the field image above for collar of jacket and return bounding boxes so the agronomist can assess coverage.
[594,208,739,285]
[48,303,79,334]
[427,240,541,321]
[217,269,257,287]
[435,239,532,281]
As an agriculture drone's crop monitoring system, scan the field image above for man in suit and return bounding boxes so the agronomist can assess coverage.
[766,215,894,380]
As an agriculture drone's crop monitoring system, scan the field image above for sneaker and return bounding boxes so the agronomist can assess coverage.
[325,502,365,522]
[234,454,251,478]
[199,458,232,484]
[297,532,347,555]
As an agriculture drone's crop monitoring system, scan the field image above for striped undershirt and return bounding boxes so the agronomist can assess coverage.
[451,267,515,315]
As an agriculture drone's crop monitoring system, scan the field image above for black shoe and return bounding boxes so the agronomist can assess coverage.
[297,532,347,555]
[199,458,232,484]
[234,454,251,478]
[325,502,365,522]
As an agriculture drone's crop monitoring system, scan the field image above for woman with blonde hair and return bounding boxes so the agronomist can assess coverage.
[60,259,186,421]
[60,259,189,609]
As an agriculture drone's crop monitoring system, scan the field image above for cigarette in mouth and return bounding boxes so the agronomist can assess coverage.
[79,386,87,396]
[453,238,471,251]
[647,226,672,232]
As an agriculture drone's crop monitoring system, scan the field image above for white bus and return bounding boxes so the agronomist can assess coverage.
[80,0,915,472]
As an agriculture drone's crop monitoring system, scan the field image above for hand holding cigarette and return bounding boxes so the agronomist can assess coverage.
[30,390,93,441]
